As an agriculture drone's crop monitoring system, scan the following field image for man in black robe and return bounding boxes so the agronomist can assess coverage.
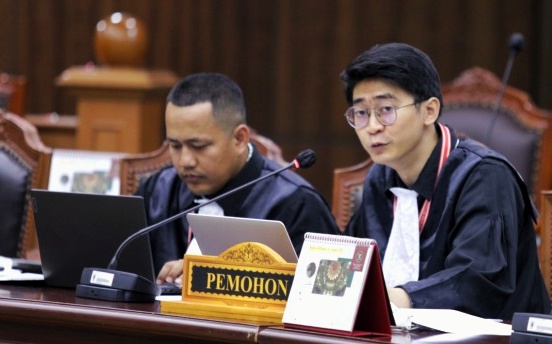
[341,43,550,319]
[136,73,340,285]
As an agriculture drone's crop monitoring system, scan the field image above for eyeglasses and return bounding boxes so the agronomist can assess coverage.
[344,102,418,129]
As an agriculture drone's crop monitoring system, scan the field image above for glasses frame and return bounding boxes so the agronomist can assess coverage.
[345,102,419,129]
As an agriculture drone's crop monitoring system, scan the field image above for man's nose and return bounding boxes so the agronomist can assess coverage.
[177,148,197,168]
[365,111,384,133]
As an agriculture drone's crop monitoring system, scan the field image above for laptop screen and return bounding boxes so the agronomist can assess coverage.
[31,189,155,288]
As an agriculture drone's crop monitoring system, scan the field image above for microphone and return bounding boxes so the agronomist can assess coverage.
[485,32,524,145]
[75,149,316,302]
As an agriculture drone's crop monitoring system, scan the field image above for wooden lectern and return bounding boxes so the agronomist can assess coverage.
[57,65,178,153]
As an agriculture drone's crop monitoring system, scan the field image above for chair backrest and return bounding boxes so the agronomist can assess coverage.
[331,159,373,232]
[0,111,52,258]
[540,190,552,300]
[119,129,287,195]
[119,141,172,196]
[0,73,27,116]
[440,67,552,208]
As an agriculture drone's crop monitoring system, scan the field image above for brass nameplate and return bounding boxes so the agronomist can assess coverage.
[161,242,296,324]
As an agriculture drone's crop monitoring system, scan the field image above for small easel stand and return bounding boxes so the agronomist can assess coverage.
[282,233,393,337]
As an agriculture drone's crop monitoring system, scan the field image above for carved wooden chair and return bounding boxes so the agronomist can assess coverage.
[331,159,373,232]
[119,129,288,195]
[0,111,52,259]
[540,190,552,300]
[0,72,27,116]
[441,67,552,208]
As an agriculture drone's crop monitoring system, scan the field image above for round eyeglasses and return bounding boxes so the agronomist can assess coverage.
[344,102,418,129]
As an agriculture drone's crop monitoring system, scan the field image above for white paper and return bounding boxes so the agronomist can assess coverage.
[0,272,44,282]
[156,295,182,301]
[395,308,512,336]
[0,256,44,281]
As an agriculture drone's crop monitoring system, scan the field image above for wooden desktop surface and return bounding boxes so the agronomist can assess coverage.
[0,283,510,344]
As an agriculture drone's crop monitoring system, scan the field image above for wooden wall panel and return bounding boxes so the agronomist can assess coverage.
[0,0,550,201]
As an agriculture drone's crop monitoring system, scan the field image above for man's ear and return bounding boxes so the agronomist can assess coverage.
[423,97,440,125]
[233,124,251,148]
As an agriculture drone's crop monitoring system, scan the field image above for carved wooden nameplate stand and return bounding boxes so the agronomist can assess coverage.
[161,242,296,324]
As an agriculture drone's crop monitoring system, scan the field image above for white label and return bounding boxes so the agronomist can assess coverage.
[527,317,552,335]
[90,270,115,287]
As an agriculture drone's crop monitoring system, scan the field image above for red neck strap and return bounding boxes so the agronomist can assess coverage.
[393,123,452,232]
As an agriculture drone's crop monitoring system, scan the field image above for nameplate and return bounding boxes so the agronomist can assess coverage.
[161,242,296,324]
[187,265,293,301]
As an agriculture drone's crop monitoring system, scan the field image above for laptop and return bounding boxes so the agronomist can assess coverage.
[30,189,155,289]
[187,213,298,263]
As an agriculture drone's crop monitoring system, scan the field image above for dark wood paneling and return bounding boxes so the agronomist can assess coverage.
[0,0,550,201]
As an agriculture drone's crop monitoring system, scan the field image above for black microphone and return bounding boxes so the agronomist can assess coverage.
[75,149,316,302]
[485,32,524,145]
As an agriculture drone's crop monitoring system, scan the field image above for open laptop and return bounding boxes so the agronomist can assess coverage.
[30,189,155,289]
[187,213,298,263]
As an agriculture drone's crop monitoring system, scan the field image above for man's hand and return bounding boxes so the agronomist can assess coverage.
[156,259,183,285]
[388,287,412,308]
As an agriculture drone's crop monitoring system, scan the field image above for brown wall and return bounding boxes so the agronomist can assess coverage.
[1,0,551,201]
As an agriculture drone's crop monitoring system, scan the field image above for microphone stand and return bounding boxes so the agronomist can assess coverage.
[108,158,303,270]
[485,33,524,146]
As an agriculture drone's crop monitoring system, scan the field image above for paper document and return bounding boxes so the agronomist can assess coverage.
[48,149,124,195]
[394,308,511,336]
[156,295,182,302]
[0,256,44,282]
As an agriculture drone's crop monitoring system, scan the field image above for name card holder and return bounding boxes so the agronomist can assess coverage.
[161,242,296,324]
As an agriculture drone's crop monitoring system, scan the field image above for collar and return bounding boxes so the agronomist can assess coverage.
[195,143,263,216]
[387,123,457,201]
[387,123,457,232]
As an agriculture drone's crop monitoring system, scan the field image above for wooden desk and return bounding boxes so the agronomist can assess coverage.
[0,284,258,344]
[0,284,510,344]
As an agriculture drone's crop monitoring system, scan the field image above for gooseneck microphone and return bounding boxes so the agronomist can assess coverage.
[75,149,316,302]
[485,32,524,145]
[108,149,315,271]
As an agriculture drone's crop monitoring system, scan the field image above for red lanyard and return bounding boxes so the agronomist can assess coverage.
[394,123,452,232]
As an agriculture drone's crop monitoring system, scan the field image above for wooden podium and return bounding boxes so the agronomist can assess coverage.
[57,66,178,153]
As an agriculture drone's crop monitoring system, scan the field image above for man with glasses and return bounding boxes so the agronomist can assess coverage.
[340,43,550,319]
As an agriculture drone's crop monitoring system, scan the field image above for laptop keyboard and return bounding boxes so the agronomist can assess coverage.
[160,282,182,295]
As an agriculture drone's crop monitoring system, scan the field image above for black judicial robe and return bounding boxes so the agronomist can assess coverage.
[136,147,340,275]
[346,133,551,319]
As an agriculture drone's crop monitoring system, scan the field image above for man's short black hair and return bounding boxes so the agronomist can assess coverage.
[167,72,247,129]
[340,43,443,115]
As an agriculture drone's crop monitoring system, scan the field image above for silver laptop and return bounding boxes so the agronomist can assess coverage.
[30,189,155,288]
[187,213,298,263]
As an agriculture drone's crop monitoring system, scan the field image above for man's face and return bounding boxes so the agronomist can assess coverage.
[351,79,435,173]
[165,102,248,196]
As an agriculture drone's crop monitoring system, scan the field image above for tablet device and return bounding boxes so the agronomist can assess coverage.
[187,213,298,263]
